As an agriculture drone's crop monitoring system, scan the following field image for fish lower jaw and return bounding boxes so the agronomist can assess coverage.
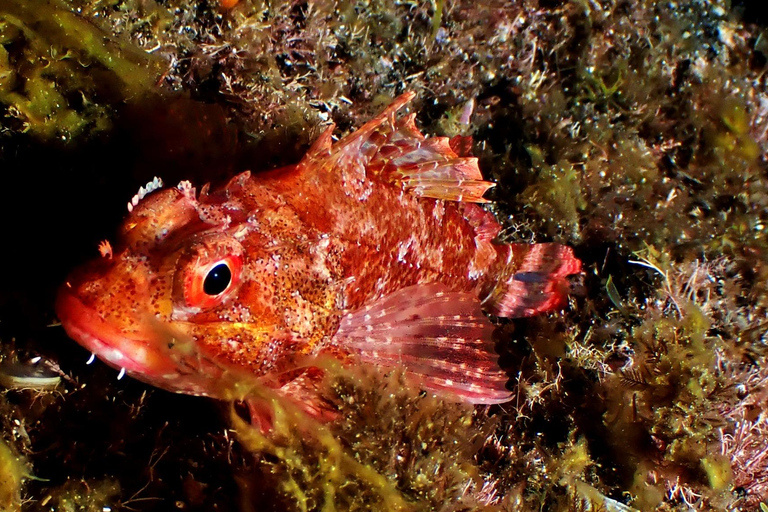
[71,325,157,376]
[56,290,221,397]
[55,289,181,382]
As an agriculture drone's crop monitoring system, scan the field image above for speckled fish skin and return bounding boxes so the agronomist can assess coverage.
[56,92,581,409]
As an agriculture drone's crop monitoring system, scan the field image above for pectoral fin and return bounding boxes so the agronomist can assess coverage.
[333,284,510,404]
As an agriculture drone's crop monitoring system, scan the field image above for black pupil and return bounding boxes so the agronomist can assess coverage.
[203,263,232,295]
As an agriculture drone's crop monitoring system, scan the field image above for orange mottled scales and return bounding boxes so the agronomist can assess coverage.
[56,92,582,416]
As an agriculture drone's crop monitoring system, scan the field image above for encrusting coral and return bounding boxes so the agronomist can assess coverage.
[2,0,768,510]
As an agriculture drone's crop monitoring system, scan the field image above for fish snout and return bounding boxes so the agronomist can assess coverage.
[55,264,223,397]
[55,264,175,380]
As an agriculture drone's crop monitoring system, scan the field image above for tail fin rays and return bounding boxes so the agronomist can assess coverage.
[483,243,582,318]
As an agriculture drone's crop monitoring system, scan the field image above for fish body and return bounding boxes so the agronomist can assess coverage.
[56,93,581,412]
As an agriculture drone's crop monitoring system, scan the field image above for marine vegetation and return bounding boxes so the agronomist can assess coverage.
[1,0,768,510]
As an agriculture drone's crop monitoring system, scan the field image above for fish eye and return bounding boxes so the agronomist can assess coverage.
[174,241,244,313]
[203,263,232,296]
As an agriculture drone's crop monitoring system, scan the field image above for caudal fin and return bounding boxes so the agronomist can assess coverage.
[482,243,582,318]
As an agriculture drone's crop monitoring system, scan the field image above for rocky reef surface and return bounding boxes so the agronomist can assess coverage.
[2,0,768,510]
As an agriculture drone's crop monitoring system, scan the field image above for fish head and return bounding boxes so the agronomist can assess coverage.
[56,180,273,397]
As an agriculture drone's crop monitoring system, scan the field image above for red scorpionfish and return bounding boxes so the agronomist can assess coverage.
[56,92,581,421]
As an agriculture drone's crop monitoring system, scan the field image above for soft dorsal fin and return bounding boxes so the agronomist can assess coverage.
[333,283,510,404]
[304,92,495,204]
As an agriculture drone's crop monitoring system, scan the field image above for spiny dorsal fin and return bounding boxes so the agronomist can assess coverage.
[304,125,335,162]
[305,92,495,204]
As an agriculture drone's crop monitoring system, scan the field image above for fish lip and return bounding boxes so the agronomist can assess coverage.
[55,286,176,379]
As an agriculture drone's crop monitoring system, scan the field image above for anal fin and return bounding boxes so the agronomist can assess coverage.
[333,284,510,404]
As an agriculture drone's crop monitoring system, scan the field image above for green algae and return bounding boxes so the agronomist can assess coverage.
[520,147,587,240]
[0,0,162,140]
[223,362,501,511]
[33,479,121,512]
[0,437,27,512]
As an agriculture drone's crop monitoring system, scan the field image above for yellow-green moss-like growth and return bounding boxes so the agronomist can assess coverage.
[0,438,27,511]
[0,0,162,140]
[229,363,502,511]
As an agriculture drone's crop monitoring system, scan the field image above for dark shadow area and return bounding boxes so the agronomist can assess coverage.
[733,0,768,28]
[0,91,307,512]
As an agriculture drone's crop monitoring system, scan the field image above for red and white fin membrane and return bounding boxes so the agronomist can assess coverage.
[461,203,502,242]
[483,243,582,318]
[371,113,494,203]
[307,92,495,203]
[246,368,338,431]
[334,284,510,404]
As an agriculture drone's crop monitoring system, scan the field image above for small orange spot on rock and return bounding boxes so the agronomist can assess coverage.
[219,0,239,9]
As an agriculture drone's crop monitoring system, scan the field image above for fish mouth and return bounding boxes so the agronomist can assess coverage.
[55,286,186,388]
